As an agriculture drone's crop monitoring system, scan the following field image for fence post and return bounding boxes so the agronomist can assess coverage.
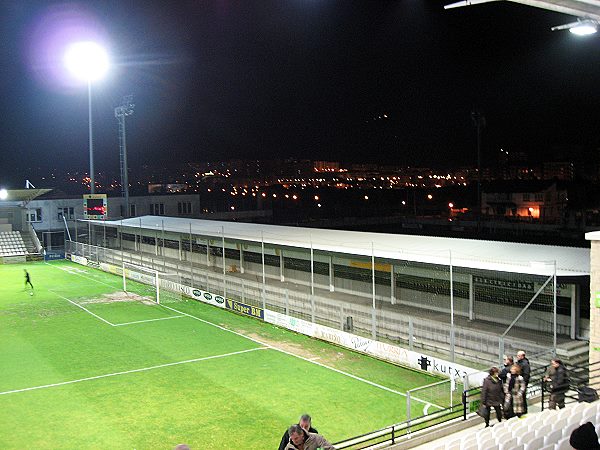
[409,317,414,351]
[406,392,411,435]
[541,380,545,411]
[285,289,289,315]
[462,389,468,420]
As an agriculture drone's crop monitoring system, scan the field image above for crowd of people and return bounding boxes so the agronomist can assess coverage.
[480,350,570,427]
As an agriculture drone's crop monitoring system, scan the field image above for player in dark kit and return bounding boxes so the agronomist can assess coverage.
[24,269,34,291]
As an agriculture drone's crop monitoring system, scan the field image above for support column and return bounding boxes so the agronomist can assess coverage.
[280,249,285,282]
[469,274,474,321]
[329,255,334,292]
[391,264,396,305]
[570,283,576,340]
[239,246,245,274]
[371,243,376,340]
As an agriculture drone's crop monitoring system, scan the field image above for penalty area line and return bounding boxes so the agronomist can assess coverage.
[0,347,268,396]
[48,289,115,327]
[162,304,443,410]
[113,315,185,326]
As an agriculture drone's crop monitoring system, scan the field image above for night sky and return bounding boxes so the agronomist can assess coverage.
[1,1,600,186]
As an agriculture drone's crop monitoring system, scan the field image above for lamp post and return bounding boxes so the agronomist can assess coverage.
[64,41,109,194]
[471,109,485,231]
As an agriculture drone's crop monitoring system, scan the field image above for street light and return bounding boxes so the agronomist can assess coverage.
[64,41,109,194]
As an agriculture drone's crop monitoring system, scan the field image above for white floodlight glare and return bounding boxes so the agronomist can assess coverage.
[552,18,598,35]
[64,41,109,81]
[0,189,8,200]
[570,20,598,36]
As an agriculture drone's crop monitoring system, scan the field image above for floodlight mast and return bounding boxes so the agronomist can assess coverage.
[115,95,135,218]
[63,41,109,194]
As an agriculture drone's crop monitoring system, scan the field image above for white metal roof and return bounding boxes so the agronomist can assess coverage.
[91,216,590,277]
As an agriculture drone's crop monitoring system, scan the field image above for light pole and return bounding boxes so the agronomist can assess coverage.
[471,108,485,231]
[64,41,109,194]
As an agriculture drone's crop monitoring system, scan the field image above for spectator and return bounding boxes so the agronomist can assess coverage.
[284,424,336,450]
[499,355,513,384]
[570,422,600,449]
[481,366,504,427]
[278,414,318,450]
[503,364,526,418]
[544,358,569,409]
[516,350,530,413]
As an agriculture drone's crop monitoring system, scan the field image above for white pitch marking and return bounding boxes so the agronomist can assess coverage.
[48,290,115,327]
[161,304,442,408]
[0,347,267,396]
[113,315,185,326]
[45,261,443,410]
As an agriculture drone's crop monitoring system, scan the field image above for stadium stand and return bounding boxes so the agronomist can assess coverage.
[0,231,29,257]
[425,400,600,450]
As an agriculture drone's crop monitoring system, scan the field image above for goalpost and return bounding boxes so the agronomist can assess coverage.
[122,261,183,304]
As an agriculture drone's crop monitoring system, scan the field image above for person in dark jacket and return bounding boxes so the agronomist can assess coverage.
[570,422,600,449]
[278,414,318,450]
[544,358,569,409]
[499,355,513,384]
[516,350,531,413]
[481,366,504,427]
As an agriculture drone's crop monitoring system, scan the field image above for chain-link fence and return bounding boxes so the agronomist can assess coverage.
[65,219,572,368]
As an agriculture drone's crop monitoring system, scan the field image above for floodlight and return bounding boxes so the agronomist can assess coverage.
[64,41,109,82]
[552,19,598,35]
[0,189,7,200]
[570,21,598,35]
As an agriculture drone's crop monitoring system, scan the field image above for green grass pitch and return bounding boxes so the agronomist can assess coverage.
[0,260,449,449]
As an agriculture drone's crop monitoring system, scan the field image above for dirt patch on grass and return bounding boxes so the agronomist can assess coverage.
[78,291,155,306]
[243,331,348,367]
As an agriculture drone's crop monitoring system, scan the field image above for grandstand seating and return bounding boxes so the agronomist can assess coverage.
[0,231,29,257]
[432,400,600,450]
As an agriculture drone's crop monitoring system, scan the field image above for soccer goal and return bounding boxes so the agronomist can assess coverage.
[122,262,183,304]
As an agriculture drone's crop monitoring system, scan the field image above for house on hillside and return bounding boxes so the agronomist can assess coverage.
[482,180,568,223]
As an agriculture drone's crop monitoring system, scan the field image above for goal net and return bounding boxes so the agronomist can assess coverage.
[122,262,183,304]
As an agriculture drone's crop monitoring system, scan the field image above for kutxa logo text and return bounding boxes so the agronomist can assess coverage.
[418,355,467,378]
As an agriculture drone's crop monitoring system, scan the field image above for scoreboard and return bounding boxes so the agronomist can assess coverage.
[83,194,107,219]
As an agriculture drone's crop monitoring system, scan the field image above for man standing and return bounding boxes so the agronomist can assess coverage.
[279,415,318,450]
[516,350,531,413]
[499,355,513,384]
[284,424,335,450]
[545,358,569,409]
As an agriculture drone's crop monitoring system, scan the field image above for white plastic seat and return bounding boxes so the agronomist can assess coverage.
[543,429,563,446]
[534,423,552,438]
[523,436,544,450]
[498,437,518,450]
[494,428,513,442]
[476,428,494,442]
[461,442,478,450]
[517,430,536,445]
[563,421,580,438]
[555,436,572,450]
[478,440,499,450]
[460,434,478,449]
[538,445,554,450]
[445,438,461,450]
